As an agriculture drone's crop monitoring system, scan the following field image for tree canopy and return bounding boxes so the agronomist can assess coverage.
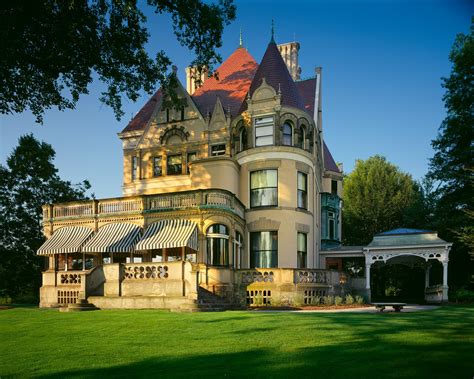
[342,155,419,246]
[428,18,473,287]
[0,134,90,299]
[0,0,236,123]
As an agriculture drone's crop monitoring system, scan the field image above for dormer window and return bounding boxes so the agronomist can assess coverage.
[254,116,274,147]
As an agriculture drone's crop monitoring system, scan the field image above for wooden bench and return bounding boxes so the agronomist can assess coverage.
[371,302,407,312]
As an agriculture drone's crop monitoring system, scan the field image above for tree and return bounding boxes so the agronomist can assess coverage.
[0,0,236,123]
[342,156,419,246]
[428,19,474,288]
[0,135,90,300]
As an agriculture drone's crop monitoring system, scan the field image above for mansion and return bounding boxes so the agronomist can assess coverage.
[37,35,451,310]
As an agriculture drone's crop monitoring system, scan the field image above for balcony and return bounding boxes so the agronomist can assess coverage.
[42,189,245,222]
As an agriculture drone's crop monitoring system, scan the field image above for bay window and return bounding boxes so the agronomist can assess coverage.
[250,169,278,207]
[250,231,278,268]
[297,232,307,268]
[207,224,229,266]
[297,172,308,209]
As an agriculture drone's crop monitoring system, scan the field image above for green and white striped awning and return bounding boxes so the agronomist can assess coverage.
[135,220,198,251]
[82,223,142,254]
[37,226,94,255]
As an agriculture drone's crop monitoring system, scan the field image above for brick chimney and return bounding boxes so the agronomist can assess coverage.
[277,42,301,81]
[185,66,208,95]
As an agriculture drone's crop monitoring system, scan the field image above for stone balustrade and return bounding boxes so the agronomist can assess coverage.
[42,189,245,222]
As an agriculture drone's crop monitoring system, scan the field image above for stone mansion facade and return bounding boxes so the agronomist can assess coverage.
[37,36,451,310]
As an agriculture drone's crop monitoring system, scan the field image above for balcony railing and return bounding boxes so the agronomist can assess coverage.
[42,189,245,221]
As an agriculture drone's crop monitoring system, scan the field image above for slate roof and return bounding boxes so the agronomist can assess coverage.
[323,142,341,173]
[296,78,316,117]
[240,41,306,113]
[122,89,162,133]
[192,47,258,117]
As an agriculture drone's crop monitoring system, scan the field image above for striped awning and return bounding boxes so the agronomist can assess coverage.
[82,223,142,254]
[37,226,93,255]
[135,220,198,251]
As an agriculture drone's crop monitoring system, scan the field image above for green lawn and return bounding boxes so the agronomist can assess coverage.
[1,306,473,378]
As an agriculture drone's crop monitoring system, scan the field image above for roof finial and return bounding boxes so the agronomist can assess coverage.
[239,28,243,47]
[270,19,275,43]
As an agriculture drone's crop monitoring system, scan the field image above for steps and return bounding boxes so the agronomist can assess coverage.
[59,299,98,312]
[172,287,244,312]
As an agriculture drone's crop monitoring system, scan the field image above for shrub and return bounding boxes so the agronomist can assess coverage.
[452,288,474,303]
[310,296,322,305]
[344,294,354,305]
[334,296,343,306]
[323,295,334,305]
[0,295,12,305]
[355,295,365,305]
[292,293,305,307]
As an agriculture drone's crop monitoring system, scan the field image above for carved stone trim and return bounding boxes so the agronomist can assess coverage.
[295,223,310,233]
[247,217,281,232]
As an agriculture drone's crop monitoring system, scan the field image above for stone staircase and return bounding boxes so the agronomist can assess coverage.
[173,287,244,313]
[59,299,98,312]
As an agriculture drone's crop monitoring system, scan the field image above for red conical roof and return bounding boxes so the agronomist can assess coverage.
[241,41,305,113]
[192,47,258,117]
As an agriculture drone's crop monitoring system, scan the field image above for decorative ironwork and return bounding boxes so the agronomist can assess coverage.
[241,271,274,283]
[60,273,81,284]
[367,248,448,265]
[296,270,327,284]
[124,265,168,280]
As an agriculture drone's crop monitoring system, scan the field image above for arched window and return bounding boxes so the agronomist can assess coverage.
[207,224,229,266]
[239,127,248,152]
[295,125,305,149]
[282,122,292,146]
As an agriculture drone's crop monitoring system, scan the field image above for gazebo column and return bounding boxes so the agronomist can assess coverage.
[365,262,372,302]
[425,263,431,289]
[442,260,449,302]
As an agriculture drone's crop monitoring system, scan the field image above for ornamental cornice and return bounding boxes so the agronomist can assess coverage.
[365,247,448,265]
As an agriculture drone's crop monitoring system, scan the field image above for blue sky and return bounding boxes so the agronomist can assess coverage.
[1,0,472,198]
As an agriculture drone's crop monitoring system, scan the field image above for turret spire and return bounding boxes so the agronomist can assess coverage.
[270,19,275,43]
[239,28,243,47]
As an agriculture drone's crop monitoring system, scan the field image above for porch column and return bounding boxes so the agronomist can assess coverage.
[442,260,449,301]
[365,263,371,290]
[425,264,431,289]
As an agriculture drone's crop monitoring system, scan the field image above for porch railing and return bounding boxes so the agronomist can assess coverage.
[42,189,245,221]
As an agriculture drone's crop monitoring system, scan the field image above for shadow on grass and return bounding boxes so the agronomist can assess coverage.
[35,306,474,379]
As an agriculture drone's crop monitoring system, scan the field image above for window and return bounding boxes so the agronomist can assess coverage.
[187,152,197,174]
[167,155,182,175]
[153,156,162,177]
[250,169,278,207]
[180,107,185,121]
[166,108,170,122]
[207,224,229,266]
[250,231,278,268]
[211,144,226,156]
[328,211,336,240]
[239,128,248,152]
[331,180,338,194]
[254,116,274,147]
[297,172,308,209]
[234,232,243,269]
[295,125,305,149]
[131,156,138,181]
[282,122,292,146]
[297,232,307,268]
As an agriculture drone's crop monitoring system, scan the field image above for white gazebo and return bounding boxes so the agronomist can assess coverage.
[364,228,452,303]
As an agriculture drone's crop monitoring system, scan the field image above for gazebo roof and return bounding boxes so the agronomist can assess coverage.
[368,228,449,248]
